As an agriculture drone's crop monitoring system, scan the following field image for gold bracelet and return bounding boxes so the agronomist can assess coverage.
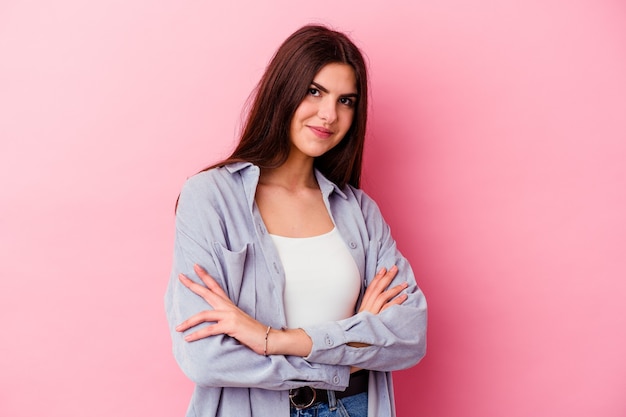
[263,325,271,356]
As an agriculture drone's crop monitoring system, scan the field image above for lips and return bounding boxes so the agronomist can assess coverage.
[308,126,333,139]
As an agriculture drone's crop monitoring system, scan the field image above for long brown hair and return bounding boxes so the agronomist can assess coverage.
[209,24,368,189]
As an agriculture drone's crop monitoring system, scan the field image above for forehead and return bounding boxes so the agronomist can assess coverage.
[312,63,357,93]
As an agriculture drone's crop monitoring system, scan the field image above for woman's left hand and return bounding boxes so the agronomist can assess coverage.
[175,264,268,355]
[358,265,408,315]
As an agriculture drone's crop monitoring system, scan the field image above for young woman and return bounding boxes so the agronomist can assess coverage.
[165,24,427,417]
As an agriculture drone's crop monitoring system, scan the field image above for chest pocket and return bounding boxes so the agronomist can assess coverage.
[211,242,256,316]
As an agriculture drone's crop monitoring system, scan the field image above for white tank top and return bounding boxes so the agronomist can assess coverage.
[270,228,361,328]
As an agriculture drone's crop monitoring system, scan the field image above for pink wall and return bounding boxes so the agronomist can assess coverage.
[1,1,625,416]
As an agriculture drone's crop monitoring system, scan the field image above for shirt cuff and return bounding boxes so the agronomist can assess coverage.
[303,320,348,365]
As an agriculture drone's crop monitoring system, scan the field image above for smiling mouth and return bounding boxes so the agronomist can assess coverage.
[308,126,333,138]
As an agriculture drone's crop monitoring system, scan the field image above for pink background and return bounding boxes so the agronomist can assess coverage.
[1,1,625,416]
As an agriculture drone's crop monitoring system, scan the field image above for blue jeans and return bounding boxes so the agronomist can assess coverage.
[290,391,368,417]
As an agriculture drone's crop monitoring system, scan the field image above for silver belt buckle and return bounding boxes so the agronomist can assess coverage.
[289,386,317,410]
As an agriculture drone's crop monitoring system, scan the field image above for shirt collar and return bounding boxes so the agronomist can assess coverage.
[314,168,348,200]
[225,161,348,200]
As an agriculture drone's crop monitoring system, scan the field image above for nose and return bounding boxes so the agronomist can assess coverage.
[317,98,337,124]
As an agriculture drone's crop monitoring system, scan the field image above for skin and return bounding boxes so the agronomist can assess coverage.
[288,62,358,164]
[177,264,407,356]
[255,63,359,238]
[176,63,408,360]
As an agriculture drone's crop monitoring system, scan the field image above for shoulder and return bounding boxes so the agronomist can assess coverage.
[340,185,392,241]
[178,163,253,214]
[343,185,382,216]
[183,165,234,191]
[182,163,253,196]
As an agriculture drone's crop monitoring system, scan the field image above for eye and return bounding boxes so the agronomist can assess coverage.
[339,97,355,107]
[308,87,321,97]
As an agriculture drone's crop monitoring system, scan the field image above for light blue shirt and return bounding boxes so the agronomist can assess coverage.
[165,162,427,416]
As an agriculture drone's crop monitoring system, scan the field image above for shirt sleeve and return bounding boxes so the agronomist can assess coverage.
[302,191,428,371]
[164,175,350,390]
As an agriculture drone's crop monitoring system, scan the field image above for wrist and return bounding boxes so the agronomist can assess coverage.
[263,325,271,356]
[266,327,312,357]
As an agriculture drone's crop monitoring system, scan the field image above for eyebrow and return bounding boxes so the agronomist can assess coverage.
[311,81,358,98]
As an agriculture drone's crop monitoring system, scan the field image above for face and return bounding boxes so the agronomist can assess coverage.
[288,63,358,161]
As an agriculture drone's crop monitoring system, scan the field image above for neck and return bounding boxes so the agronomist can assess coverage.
[260,154,317,191]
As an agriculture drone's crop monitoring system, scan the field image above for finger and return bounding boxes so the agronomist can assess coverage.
[193,264,230,299]
[178,273,211,297]
[360,270,388,312]
[175,310,223,332]
[370,265,398,293]
[360,267,387,308]
[360,266,399,312]
[179,273,226,307]
[384,265,399,282]
[370,282,408,313]
[380,293,408,312]
[381,282,408,302]
[183,323,225,342]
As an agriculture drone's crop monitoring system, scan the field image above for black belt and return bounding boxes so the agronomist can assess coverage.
[289,370,369,410]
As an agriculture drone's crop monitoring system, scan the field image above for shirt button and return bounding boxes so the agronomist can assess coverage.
[332,375,340,385]
[325,335,334,346]
[349,241,357,249]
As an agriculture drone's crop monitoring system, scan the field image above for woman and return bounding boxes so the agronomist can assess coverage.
[165,24,427,416]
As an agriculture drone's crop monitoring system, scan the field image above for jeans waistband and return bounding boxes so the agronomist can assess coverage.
[289,370,369,410]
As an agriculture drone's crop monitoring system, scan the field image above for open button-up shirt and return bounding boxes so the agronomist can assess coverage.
[165,162,427,416]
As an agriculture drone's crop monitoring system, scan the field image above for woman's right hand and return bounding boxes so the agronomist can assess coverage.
[358,265,408,315]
